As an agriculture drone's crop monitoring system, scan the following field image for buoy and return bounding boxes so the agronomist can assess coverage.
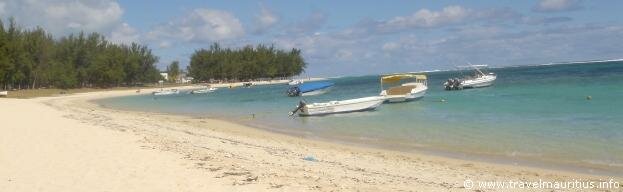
[586,96,592,100]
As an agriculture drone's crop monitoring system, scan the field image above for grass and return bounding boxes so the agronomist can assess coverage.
[1,83,189,99]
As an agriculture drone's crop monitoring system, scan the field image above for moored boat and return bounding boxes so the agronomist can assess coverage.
[287,82,334,97]
[289,96,385,116]
[379,74,428,103]
[0,90,7,97]
[152,89,180,96]
[444,64,496,90]
[288,79,303,85]
[242,82,253,88]
[190,87,217,94]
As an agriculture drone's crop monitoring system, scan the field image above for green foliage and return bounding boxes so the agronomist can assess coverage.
[0,18,160,89]
[167,61,180,83]
[188,43,306,82]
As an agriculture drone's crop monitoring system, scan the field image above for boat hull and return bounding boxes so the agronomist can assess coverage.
[300,87,331,96]
[288,80,303,85]
[191,87,217,94]
[299,96,385,116]
[385,90,426,103]
[153,89,180,96]
[461,75,496,88]
[381,84,428,103]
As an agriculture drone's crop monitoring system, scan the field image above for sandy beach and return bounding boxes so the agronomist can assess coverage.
[1,88,621,191]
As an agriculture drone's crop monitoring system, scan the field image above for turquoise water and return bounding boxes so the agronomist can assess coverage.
[98,61,623,175]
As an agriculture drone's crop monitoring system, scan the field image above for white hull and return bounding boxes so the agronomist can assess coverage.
[461,75,496,88]
[380,83,428,103]
[153,89,180,96]
[299,96,385,116]
[288,80,303,85]
[384,89,427,102]
[0,91,7,96]
[301,87,330,96]
[191,87,217,94]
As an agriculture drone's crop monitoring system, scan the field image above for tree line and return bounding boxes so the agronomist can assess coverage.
[0,18,161,89]
[188,43,306,82]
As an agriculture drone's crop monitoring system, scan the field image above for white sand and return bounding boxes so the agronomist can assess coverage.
[1,89,620,191]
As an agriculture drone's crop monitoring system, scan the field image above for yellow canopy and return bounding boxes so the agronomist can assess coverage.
[381,74,426,83]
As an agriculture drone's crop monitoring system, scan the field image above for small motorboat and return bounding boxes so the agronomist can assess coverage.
[152,89,180,96]
[379,74,428,103]
[289,96,385,116]
[242,82,253,88]
[0,90,7,97]
[287,82,334,97]
[288,79,303,85]
[190,87,217,94]
[444,64,496,90]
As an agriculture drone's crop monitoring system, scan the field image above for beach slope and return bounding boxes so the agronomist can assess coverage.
[0,90,620,191]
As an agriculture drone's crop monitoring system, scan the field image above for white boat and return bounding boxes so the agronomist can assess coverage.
[190,87,217,94]
[0,91,7,97]
[444,64,496,90]
[289,96,385,116]
[288,79,303,85]
[287,82,334,97]
[461,74,496,88]
[379,74,428,103]
[152,89,180,96]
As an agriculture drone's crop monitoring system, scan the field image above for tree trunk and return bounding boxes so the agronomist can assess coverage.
[32,73,37,89]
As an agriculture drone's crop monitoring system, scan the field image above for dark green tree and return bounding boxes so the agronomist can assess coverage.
[188,43,306,82]
[167,61,180,83]
[0,18,161,89]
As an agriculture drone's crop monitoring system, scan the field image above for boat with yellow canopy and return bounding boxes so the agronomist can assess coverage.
[380,74,428,103]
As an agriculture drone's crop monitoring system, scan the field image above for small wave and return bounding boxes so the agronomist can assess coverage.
[581,159,623,168]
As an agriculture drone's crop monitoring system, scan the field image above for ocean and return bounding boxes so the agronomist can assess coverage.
[97,60,623,175]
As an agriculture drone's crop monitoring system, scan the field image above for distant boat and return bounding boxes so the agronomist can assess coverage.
[152,89,180,96]
[190,87,217,94]
[0,91,7,97]
[287,82,334,97]
[288,79,303,85]
[379,74,428,103]
[289,96,385,116]
[444,64,497,90]
[242,82,253,88]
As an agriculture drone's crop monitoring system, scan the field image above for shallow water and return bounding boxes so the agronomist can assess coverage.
[98,61,623,175]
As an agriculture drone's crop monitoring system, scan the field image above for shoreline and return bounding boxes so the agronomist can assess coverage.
[94,91,623,177]
[3,88,621,191]
[78,90,623,181]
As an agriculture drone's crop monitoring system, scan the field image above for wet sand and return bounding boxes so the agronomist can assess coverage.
[1,88,620,191]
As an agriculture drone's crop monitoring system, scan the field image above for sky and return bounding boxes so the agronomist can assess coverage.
[1,0,622,76]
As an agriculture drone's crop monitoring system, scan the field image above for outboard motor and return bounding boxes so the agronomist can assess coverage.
[444,79,454,90]
[450,78,457,90]
[287,86,301,97]
[288,100,306,116]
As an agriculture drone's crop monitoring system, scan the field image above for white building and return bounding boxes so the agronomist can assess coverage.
[160,73,169,81]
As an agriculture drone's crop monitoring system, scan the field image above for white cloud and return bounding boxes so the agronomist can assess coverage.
[0,2,6,16]
[253,5,279,34]
[533,0,582,12]
[158,41,172,49]
[0,0,123,36]
[335,49,353,60]
[147,8,244,43]
[286,11,327,34]
[109,22,139,44]
[382,42,400,51]
[378,6,470,32]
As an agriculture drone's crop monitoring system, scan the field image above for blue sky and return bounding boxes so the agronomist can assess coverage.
[1,0,622,76]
